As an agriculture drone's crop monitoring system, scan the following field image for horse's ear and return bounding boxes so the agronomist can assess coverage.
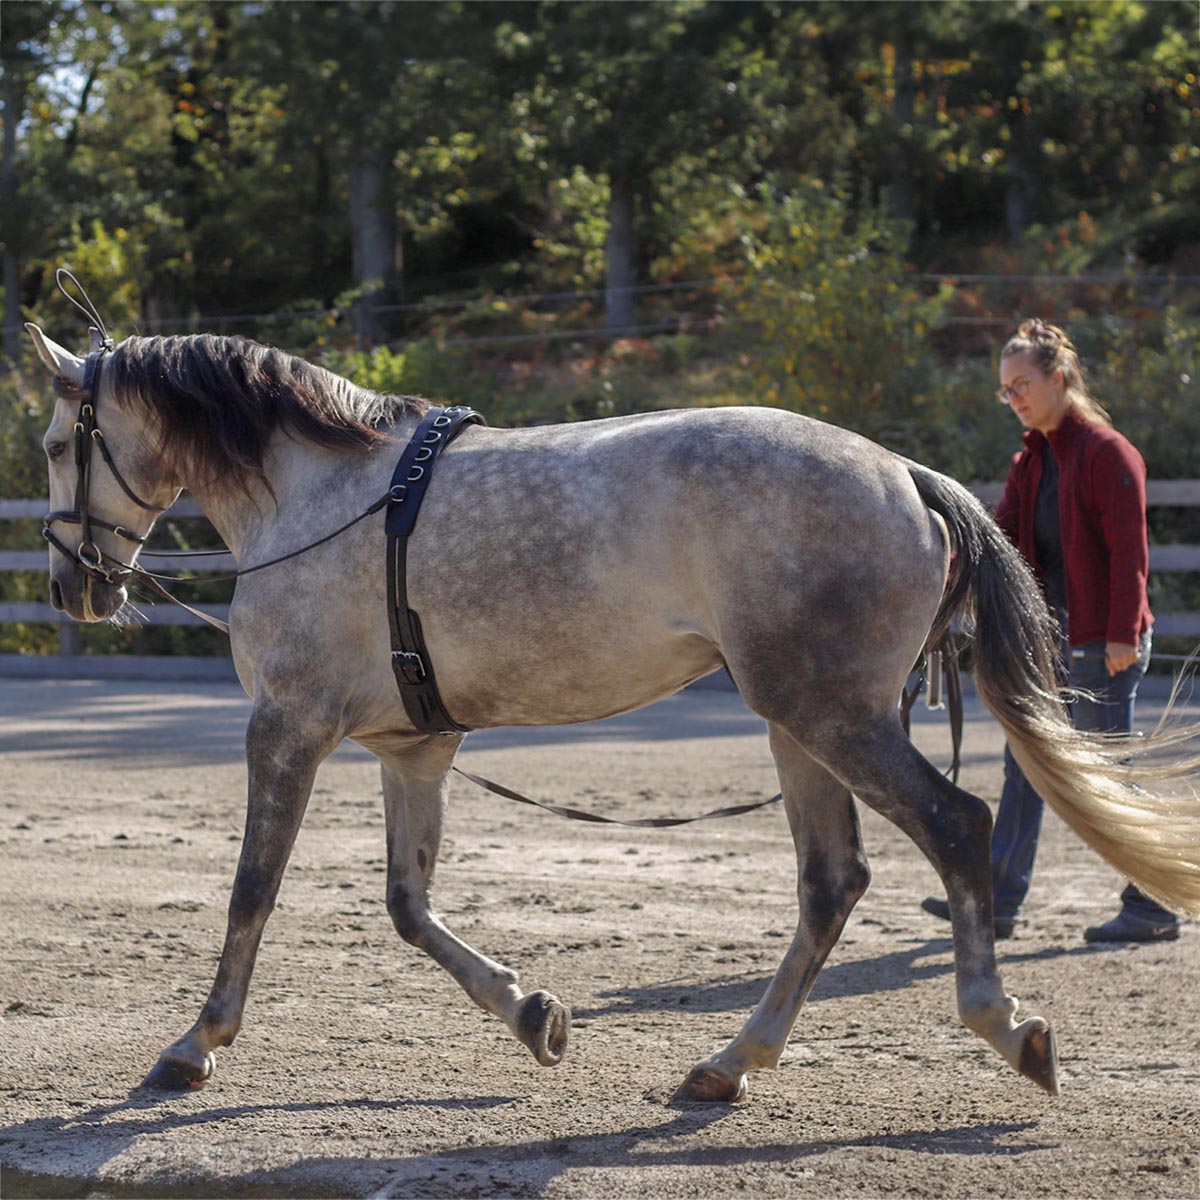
[25,323,87,391]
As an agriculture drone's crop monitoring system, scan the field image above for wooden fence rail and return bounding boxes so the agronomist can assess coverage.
[1,482,1198,678]
[0,498,232,644]
[969,480,1200,638]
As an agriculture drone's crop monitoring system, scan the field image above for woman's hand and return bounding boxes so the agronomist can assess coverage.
[1105,642,1138,676]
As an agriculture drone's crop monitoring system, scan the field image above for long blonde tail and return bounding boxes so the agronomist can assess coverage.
[909,463,1200,915]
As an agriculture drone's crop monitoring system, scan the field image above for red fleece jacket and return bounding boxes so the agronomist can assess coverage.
[994,407,1153,648]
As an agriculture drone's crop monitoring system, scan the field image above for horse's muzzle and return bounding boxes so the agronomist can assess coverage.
[49,564,126,622]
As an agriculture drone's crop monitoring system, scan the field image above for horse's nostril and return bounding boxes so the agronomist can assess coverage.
[49,579,64,611]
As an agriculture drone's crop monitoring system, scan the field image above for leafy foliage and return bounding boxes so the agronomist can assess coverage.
[1093,308,1200,481]
[735,181,957,463]
[2,0,1199,659]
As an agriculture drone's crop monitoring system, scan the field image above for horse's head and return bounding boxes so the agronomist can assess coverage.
[26,323,182,622]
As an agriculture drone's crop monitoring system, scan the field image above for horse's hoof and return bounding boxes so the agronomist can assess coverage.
[516,991,570,1066]
[1017,1019,1058,1096]
[672,1065,748,1104]
[138,1050,216,1091]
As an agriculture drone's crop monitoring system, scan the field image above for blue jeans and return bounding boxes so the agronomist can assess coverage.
[990,631,1172,922]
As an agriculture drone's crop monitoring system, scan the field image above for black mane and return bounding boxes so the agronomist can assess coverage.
[109,334,428,490]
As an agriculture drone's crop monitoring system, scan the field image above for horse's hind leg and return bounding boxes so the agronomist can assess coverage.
[806,712,1059,1094]
[676,724,870,1103]
[377,738,570,1067]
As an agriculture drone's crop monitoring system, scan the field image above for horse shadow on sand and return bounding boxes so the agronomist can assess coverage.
[0,939,1115,1198]
[572,936,1115,1019]
[0,1090,1042,1200]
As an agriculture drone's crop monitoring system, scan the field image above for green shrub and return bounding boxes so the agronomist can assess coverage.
[734,181,954,464]
[1089,307,1200,482]
[319,338,486,406]
[0,365,52,503]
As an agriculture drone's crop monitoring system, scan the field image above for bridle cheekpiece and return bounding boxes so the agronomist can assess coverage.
[41,270,167,586]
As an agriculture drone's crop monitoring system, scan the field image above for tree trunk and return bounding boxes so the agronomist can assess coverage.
[2,248,19,366]
[312,143,332,294]
[605,174,636,334]
[2,69,23,364]
[1005,150,1037,241]
[888,19,916,228]
[348,151,396,342]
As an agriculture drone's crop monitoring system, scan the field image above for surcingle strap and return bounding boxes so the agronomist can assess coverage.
[385,405,485,734]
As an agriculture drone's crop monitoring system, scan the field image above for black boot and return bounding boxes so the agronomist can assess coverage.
[1084,910,1180,943]
[1085,885,1181,944]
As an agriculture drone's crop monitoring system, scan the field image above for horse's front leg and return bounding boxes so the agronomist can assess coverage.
[141,697,341,1089]
[376,737,570,1067]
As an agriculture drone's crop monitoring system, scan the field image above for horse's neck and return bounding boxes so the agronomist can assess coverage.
[185,475,274,564]
[185,437,376,564]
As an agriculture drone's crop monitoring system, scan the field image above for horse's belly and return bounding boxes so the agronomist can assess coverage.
[434,621,725,728]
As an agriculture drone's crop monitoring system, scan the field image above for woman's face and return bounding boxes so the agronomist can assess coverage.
[998,350,1068,434]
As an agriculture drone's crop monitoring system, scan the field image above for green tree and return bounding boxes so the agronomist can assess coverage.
[2,0,65,360]
[927,0,1200,256]
[510,1,761,331]
[253,0,526,340]
[12,2,290,337]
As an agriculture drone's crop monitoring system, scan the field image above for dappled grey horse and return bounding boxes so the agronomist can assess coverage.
[28,322,1200,1104]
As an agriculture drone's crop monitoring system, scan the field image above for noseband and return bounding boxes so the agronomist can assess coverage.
[41,289,169,586]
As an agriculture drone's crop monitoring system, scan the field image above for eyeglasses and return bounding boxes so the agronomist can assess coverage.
[996,377,1032,405]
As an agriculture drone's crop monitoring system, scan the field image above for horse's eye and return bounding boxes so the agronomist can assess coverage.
[46,441,67,461]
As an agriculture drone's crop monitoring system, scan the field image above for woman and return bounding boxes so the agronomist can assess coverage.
[923,318,1178,942]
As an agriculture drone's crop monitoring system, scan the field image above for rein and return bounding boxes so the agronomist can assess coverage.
[452,766,780,829]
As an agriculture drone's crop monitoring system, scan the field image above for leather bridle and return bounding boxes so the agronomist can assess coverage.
[42,341,172,586]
